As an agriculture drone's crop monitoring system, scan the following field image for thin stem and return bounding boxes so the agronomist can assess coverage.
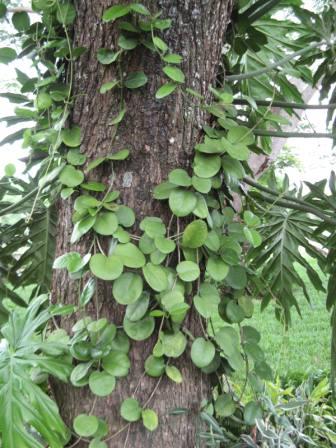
[104,424,130,443]
[123,425,131,448]
[143,376,163,408]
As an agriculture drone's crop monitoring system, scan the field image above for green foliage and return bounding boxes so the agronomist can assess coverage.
[0,295,72,447]
[0,0,335,446]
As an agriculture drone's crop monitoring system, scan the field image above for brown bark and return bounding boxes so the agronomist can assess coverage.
[52,1,233,447]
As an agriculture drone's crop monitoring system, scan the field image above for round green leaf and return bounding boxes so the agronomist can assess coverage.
[74,414,99,437]
[112,272,143,305]
[182,220,208,248]
[244,227,262,248]
[206,257,229,282]
[222,139,250,161]
[0,47,17,64]
[162,53,183,64]
[36,92,52,110]
[120,398,141,422]
[124,71,148,89]
[67,149,86,166]
[163,65,185,83]
[114,243,145,268]
[70,362,92,386]
[176,261,200,282]
[243,211,261,227]
[244,342,264,363]
[74,195,101,212]
[142,409,159,431]
[118,35,138,50]
[61,126,81,147]
[4,163,16,177]
[161,290,184,313]
[154,236,176,254]
[244,401,263,425]
[93,212,118,235]
[97,48,120,64]
[192,176,212,193]
[140,217,166,238]
[254,361,273,381]
[165,365,183,383]
[241,326,261,344]
[145,356,165,377]
[153,181,176,198]
[169,189,197,217]
[110,330,130,353]
[102,351,130,377]
[191,338,215,368]
[228,125,254,146]
[193,153,221,178]
[226,301,245,323]
[193,294,219,319]
[161,331,187,358]
[126,292,150,321]
[103,5,131,22]
[156,82,177,99]
[100,80,119,94]
[89,254,123,281]
[204,231,220,252]
[59,165,84,187]
[238,296,254,318]
[89,371,116,396]
[168,169,192,187]
[123,315,155,341]
[193,194,209,219]
[139,234,156,254]
[225,266,247,289]
[115,205,135,227]
[12,12,30,31]
[56,2,76,24]
[215,394,236,417]
[143,263,168,292]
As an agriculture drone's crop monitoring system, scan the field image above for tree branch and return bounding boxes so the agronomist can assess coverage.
[242,177,336,225]
[253,129,336,139]
[225,41,323,82]
[7,7,33,13]
[233,99,336,110]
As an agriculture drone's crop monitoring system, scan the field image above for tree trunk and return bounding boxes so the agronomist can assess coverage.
[52,1,233,447]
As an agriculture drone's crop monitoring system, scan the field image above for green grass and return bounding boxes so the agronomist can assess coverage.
[249,261,331,380]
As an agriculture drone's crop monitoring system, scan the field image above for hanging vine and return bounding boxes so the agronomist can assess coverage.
[0,1,335,447]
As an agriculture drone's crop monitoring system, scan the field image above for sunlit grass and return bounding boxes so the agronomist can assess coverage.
[249,261,331,380]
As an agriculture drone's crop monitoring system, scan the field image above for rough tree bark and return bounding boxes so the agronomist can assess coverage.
[52,1,233,447]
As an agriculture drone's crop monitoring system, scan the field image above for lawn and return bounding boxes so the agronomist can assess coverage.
[249,261,331,380]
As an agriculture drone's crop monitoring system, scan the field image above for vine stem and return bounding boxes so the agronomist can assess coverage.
[143,376,163,408]
[123,425,131,448]
[27,0,75,222]
[103,424,130,443]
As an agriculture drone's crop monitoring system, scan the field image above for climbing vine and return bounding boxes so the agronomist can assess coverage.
[0,1,335,447]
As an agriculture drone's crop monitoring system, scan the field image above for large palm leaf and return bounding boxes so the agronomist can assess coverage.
[247,198,326,323]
